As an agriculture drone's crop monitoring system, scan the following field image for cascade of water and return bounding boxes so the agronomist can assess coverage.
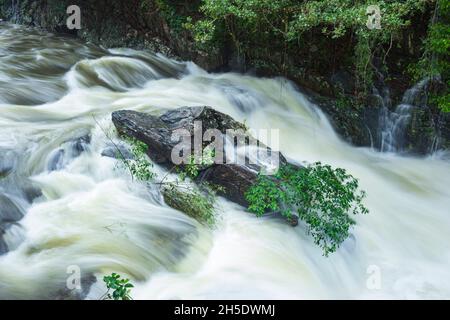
[0,24,449,299]
[379,78,432,153]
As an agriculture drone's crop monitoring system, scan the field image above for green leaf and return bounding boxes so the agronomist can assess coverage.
[245,163,369,256]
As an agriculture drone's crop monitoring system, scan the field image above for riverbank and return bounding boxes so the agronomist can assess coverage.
[1,0,448,154]
[1,22,450,299]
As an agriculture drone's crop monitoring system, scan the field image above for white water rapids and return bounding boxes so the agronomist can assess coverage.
[0,24,449,300]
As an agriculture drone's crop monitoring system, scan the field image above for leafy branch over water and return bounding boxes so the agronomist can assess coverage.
[101,273,134,300]
[246,163,368,256]
[121,136,156,182]
[94,116,368,254]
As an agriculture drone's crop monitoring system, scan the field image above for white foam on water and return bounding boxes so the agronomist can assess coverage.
[0,24,449,300]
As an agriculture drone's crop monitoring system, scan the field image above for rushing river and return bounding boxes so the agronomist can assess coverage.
[0,23,449,300]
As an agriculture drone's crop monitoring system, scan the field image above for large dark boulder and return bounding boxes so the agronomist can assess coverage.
[112,106,289,208]
[198,164,258,207]
[112,110,177,164]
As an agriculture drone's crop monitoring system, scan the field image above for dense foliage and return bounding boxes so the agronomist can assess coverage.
[412,0,449,112]
[178,0,449,112]
[186,1,428,88]
[102,273,134,300]
[246,163,368,256]
[121,137,156,181]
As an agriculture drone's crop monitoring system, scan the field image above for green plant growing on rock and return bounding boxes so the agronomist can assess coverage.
[411,0,450,113]
[102,273,134,300]
[245,163,368,256]
[121,137,156,182]
[180,147,216,180]
[186,0,431,94]
[166,147,220,226]
[117,134,219,226]
[92,116,155,182]
[162,182,217,226]
[99,120,219,226]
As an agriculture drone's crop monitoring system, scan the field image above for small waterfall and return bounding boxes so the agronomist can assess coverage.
[1,24,450,299]
[379,104,413,152]
[379,78,431,153]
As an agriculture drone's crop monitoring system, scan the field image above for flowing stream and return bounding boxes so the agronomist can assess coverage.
[0,24,449,300]
[379,78,432,153]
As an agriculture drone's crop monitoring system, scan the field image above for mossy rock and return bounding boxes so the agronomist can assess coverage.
[162,186,215,226]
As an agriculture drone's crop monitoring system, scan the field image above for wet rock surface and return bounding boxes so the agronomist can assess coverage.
[112,106,288,207]
[0,151,14,179]
[0,193,24,255]
[53,273,97,300]
[47,135,91,171]
[101,143,134,160]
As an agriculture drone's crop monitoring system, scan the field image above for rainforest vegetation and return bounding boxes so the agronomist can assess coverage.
[171,0,448,110]
[1,0,448,106]
[0,0,449,300]
[0,0,447,255]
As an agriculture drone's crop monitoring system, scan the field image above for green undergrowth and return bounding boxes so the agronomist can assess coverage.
[101,273,134,300]
[162,183,216,227]
[121,136,156,182]
[245,163,369,256]
[93,118,219,227]
[183,0,433,95]
[118,134,219,227]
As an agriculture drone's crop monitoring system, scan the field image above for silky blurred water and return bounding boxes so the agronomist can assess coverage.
[0,23,449,300]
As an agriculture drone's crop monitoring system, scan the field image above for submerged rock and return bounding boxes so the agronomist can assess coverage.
[0,194,24,224]
[53,273,97,300]
[112,106,290,210]
[0,150,42,203]
[0,193,25,255]
[71,135,91,158]
[0,238,7,255]
[162,187,214,225]
[47,135,92,171]
[0,150,15,179]
[101,143,134,160]
[47,149,65,171]
[0,165,12,179]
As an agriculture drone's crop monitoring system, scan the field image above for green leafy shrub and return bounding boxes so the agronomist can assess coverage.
[411,0,449,112]
[166,147,219,226]
[155,0,193,33]
[179,147,215,180]
[245,163,368,256]
[121,137,155,182]
[186,0,430,94]
[184,17,216,45]
[118,132,218,226]
[102,273,134,300]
